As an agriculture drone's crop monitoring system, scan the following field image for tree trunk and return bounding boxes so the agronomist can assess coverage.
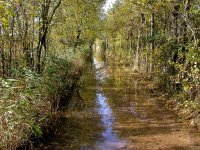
[74,29,82,51]
[0,30,5,77]
[183,0,191,45]
[171,1,180,65]
[106,37,108,51]
[134,28,141,71]
[36,0,62,73]
[149,12,155,73]
[151,12,155,52]
[8,14,15,76]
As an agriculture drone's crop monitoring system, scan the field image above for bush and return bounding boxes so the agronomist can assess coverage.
[0,51,85,149]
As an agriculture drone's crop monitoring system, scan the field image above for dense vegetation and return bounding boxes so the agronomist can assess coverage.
[0,0,200,149]
[0,0,105,149]
[103,0,200,119]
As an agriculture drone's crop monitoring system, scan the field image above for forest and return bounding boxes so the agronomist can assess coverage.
[0,0,200,149]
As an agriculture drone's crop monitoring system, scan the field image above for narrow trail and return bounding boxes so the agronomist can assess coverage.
[37,53,200,150]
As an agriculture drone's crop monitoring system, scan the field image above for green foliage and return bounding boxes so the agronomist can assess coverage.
[50,0,104,51]
[103,0,200,106]
[0,51,85,149]
[0,1,11,28]
[0,0,102,148]
[177,46,200,95]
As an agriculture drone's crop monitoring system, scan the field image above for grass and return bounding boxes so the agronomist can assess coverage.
[0,51,86,149]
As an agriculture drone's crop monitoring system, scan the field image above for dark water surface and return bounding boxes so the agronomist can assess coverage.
[37,53,200,150]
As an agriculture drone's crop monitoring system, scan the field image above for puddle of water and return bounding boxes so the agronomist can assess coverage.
[94,56,127,149]
[36,52,200,150]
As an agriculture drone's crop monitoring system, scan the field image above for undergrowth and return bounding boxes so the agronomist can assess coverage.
[0,51,86,149]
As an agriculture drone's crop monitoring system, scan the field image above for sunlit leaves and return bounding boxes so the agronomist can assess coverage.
[0,1,12,28]
[50,0,104,51]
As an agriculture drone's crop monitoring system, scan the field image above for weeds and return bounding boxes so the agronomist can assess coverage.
[0,51,85,149]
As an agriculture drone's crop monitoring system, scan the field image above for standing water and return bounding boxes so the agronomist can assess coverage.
[93,58,127,149]
[37,52,200,150]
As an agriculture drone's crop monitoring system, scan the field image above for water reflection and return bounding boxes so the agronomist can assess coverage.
[36,51,200,150]
[94,55,127,149]
[93,58,107,83]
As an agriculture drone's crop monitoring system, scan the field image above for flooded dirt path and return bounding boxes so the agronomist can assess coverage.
[37,53,200,150]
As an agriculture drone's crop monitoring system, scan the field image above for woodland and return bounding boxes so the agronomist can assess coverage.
[0,0,200,149]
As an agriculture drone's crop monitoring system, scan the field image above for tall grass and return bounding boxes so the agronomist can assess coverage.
[0,51,86,149]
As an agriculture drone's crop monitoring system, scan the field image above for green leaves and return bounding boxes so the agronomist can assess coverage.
[0,69,48,148]
[31,125,43,137]
[0,1,12,28]
[185,46,200,63]
[50,0,104,50]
